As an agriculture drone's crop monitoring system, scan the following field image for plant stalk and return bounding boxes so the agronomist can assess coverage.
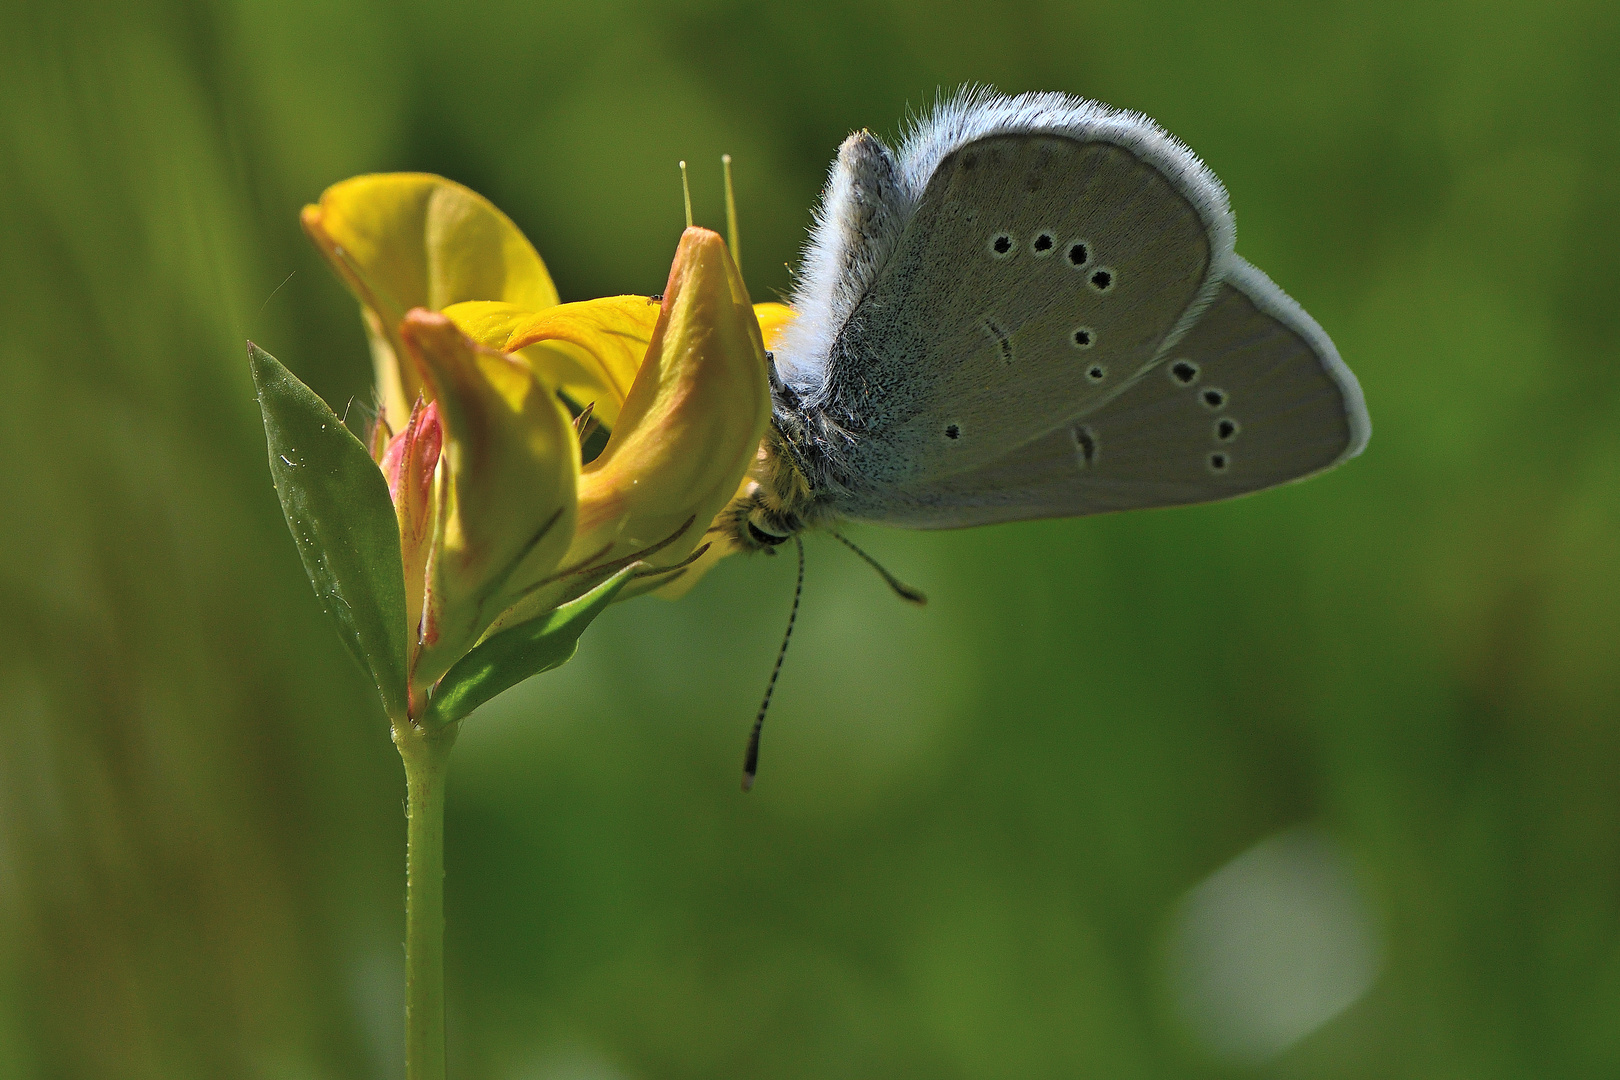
[394,719,459,1080]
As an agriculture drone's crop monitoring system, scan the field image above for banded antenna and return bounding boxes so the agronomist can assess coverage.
[830,531,927,605]
[742,535,804,791]
[722,153,740,266]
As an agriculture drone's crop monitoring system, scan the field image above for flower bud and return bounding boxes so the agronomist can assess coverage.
[378,398,443,647]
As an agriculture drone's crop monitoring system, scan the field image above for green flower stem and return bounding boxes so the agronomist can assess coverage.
[394,719,460,1080]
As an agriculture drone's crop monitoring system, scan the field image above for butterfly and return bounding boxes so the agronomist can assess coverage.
[720,90,1369,788]
[721,89,1368,554]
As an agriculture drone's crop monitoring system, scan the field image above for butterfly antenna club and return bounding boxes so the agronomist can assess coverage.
[722,154,740,266]
[678,160,693,229]
[742,534,804,792]
[830,531,927,605]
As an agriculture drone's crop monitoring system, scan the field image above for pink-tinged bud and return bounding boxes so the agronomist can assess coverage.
[379,426,406,484]
[380,399,443,652]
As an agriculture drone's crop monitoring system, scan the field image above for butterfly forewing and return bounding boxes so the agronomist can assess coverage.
[841,258,1368,527]
[819,133,1217,492]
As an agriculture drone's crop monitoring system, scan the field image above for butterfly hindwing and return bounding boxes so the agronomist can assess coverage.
[839,257,1370,527]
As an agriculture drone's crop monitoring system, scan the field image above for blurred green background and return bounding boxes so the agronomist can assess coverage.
[3,0,1618,1076]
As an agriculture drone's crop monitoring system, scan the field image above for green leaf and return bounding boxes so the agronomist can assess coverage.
[421,563,640,728]
[248,342,409,720]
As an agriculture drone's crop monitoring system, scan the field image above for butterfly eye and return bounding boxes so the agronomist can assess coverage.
[1066,242,1090,267]
[746,519,790,547]
[1031,232,1055,256]
[1208,452,1230,473]
[1170,360,1200,385]
[1201,387,1226,409]
[1071,327,1094,349]
[944,424,961,440]
[1214,418,1240,442]
[1086,365,1107,382]
[1088,268,1115,292]
[990,233,1014,257]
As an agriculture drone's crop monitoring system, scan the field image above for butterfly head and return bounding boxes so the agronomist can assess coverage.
[723,474,806,555]
[720,420,823,554]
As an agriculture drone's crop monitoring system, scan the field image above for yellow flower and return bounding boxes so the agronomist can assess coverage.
[303,173,786,717]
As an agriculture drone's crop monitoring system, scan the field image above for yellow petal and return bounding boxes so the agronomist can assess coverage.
[398,310,578,691]
[362,308,410,443]
[442,295,661,432]
[570,227,770,577]
[752,302,796,351]
[650,303,797,599]
[302,173,560,432]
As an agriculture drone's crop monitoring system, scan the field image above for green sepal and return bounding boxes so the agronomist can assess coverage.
[420,562,640,729]
[248,342,409,720]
